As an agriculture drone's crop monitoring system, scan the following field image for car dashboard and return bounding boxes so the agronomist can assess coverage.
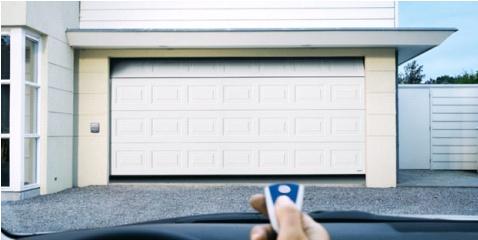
[4,212,478,240]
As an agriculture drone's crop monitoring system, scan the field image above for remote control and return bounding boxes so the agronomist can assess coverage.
[264,183,304,232]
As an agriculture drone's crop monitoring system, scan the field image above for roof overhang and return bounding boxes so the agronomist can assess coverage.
[66,28,456,64]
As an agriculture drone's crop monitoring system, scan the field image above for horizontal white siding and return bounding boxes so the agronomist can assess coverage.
[80,0,396,29]
[430,87,478,170]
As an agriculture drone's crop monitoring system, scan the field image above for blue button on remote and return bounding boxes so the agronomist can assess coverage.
[264,183,304,232]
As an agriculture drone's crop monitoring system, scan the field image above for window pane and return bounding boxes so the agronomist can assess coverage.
[24,138,37,185]
[25,86,38,134]
[1,85,10,133]
[25,38,38,83]
[1,138,9,187]
[1,35,10,80]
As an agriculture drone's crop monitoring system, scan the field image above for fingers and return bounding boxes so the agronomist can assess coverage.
[275,196,307,240]
[302,214,331,240]
[250,224,274,240]
[249,195,274,240]
[250,194,268,216]
[251,193,330,240]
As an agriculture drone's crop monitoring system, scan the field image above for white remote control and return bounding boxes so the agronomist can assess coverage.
[264,183,304,232]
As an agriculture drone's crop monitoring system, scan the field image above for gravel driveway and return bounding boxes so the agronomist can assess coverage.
[2,185,478,234]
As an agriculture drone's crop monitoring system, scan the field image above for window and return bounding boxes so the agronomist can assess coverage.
[1,85,10,134]
[24,36,39,186]
[24,138,37,185]
[1,139,9,187]
[25,38,38,83]
[1,35,11,187]
[1,35,10,80]
[1,85,9,186]
[1,29,41,191]
[25,84,38,134]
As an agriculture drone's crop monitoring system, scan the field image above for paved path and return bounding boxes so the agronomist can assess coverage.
[2,185,478,233]
[399,170,478,187]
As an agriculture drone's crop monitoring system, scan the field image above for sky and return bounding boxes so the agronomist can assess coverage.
[399,1,478,79]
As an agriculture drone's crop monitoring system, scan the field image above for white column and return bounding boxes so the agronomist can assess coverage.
[9,28,25,191]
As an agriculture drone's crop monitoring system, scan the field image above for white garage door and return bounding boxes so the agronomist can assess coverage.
[110,59,365,175]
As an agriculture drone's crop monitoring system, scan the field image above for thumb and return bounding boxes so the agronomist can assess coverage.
[275,196,307,240]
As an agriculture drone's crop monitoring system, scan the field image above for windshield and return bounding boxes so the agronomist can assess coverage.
[1,0,478,236]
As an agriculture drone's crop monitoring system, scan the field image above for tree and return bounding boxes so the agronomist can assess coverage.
[425,71,478,84]
[398,60,425,84]
[424,75,454,84]
[455,71,478,84]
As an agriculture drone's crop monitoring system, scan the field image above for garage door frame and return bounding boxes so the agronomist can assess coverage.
[75,48,398,188]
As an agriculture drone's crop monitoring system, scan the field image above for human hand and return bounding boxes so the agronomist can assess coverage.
[250,194,330,240]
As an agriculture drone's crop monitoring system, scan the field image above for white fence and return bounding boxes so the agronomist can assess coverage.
[398,84,478,170]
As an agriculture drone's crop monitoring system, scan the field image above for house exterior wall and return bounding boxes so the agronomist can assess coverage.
[3,1,399,191]
[27,2,79,194]
[1,2,79,194]
[79,1,397,29]
[76,48,397,188]
[1,2,27,26]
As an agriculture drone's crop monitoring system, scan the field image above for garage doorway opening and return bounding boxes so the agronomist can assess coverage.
[109,58,366,179]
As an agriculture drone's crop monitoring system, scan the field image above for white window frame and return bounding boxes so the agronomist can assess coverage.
[1,27,41,192]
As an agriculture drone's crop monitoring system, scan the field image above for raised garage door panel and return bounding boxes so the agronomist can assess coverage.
[111,59,365,175]
[112,77,364,110]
